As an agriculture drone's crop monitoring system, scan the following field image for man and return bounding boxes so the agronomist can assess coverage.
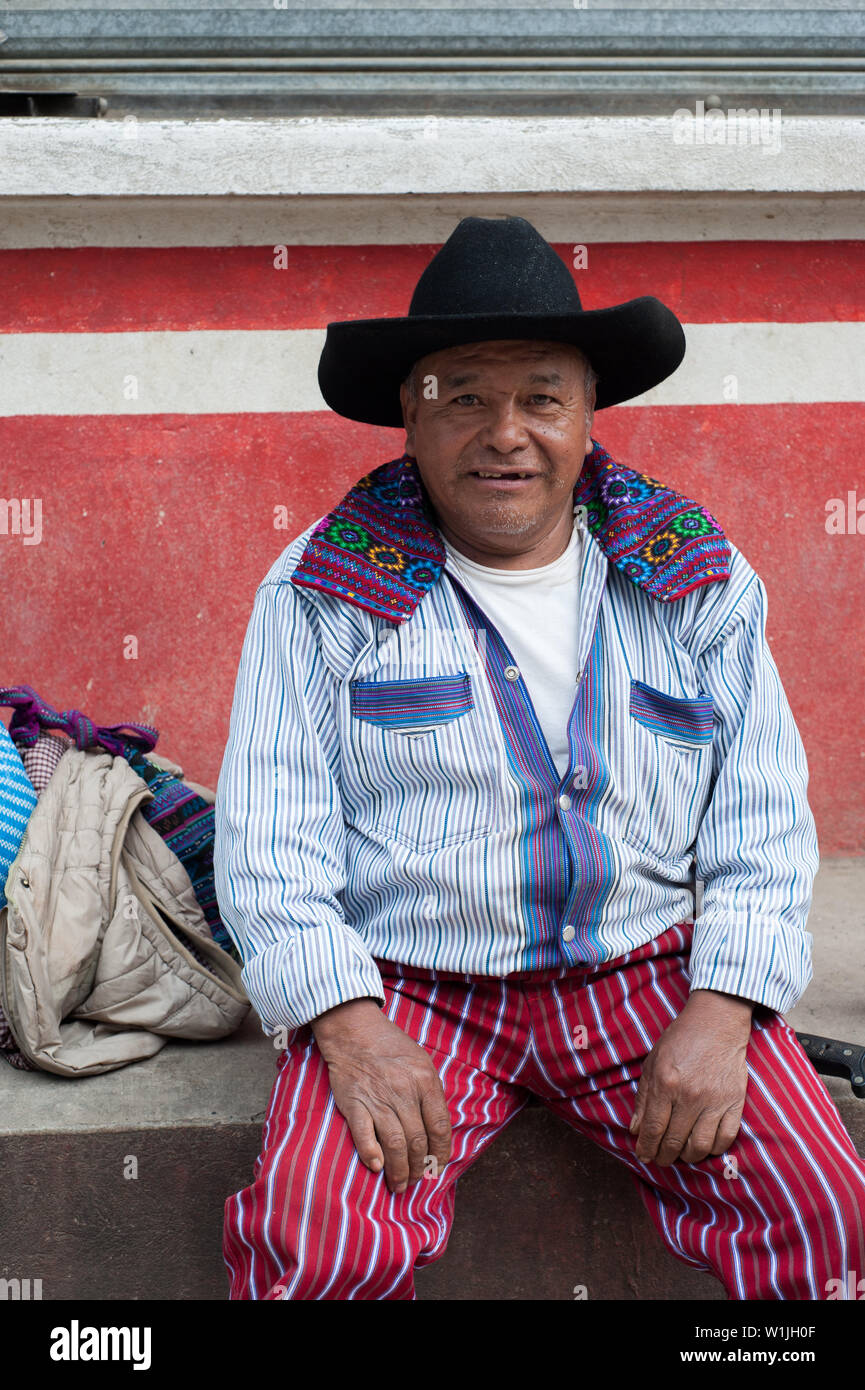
[214,215,865,1300]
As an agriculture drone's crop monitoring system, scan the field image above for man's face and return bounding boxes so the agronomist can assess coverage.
[399,339,595,566]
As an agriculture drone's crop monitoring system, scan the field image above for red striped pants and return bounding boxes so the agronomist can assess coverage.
[224,921,865,1300]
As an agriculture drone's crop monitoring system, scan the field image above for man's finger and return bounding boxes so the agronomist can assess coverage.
[392,1085,443,1183]
[419,1078,453,1173]
[339,1099,385,1174]
[628,1075,648,1134]
[654,1116,697,1166]
[712,1102,746,1156]
[633,1090,673,1163]
[404,1125,434,1184]
[679,1111,725,1165]
[373,1107,412,1193]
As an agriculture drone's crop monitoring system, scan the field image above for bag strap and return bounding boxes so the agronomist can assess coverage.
[0,684,158,757]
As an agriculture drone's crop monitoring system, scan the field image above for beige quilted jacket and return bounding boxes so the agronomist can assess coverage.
[0,747,249,1076]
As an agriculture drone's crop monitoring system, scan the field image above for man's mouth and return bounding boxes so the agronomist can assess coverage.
[467,470,540,487]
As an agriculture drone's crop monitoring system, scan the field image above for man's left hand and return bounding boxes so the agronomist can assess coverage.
[629,989,754,1167]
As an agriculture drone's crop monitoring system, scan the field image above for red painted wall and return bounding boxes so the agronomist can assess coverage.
[2,240,863,853]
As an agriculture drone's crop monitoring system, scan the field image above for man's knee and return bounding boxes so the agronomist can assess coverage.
[225,1136,436,1300]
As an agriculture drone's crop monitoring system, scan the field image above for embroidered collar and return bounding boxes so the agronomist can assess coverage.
[290,441,731,624]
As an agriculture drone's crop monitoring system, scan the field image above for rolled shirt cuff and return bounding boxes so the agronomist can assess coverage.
[240,922,387,1031]
[688,910,813,1014]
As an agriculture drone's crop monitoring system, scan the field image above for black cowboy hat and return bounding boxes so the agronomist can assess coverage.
[317,214,686,426]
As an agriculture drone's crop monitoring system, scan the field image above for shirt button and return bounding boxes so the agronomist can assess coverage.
[504,665,520,681]
[562,925,576,943]
[558,794,572,810]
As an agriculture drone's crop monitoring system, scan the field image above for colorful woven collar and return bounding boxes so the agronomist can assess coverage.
[290,440,731,624]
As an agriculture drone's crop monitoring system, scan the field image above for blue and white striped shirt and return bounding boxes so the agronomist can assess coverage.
[214,445,818,1032]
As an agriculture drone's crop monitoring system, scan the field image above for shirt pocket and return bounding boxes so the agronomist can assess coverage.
[350,672,475,736]
[629,678,714,749]
[618,678,715,865]
[346,671,493,851]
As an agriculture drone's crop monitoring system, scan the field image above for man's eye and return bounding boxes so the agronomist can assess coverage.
[453,394,479,405]
[529,394,555,405]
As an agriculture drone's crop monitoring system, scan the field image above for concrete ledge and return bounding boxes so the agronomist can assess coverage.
[0,1122,260,1301]
[1,116,864,198]
[1,857,863,1301]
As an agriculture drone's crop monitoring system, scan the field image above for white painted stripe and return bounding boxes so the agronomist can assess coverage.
[3,193,864,248]
[0,329,326,417]
[625,322,865,407]
[1,322,863,416]
[1,116,864,199]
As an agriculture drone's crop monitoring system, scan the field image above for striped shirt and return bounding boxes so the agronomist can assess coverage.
[214,443,818,1032]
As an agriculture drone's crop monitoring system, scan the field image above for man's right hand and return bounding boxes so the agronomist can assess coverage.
[310,998,452,1194]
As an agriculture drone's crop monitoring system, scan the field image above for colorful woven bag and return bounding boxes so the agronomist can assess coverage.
[0,719,38,911]
[0,686,240,964]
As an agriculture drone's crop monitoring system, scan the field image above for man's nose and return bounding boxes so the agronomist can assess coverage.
[476,401,531,452]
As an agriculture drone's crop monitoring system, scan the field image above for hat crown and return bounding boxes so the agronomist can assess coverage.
[408,215,583,318]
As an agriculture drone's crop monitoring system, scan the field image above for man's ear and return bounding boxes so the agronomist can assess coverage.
[400,382,417,457]
[584,380,597,455]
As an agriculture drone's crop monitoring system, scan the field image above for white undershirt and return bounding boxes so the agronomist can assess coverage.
[440,518,582,780]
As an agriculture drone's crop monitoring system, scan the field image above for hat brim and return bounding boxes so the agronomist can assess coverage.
[317,296,685,425]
